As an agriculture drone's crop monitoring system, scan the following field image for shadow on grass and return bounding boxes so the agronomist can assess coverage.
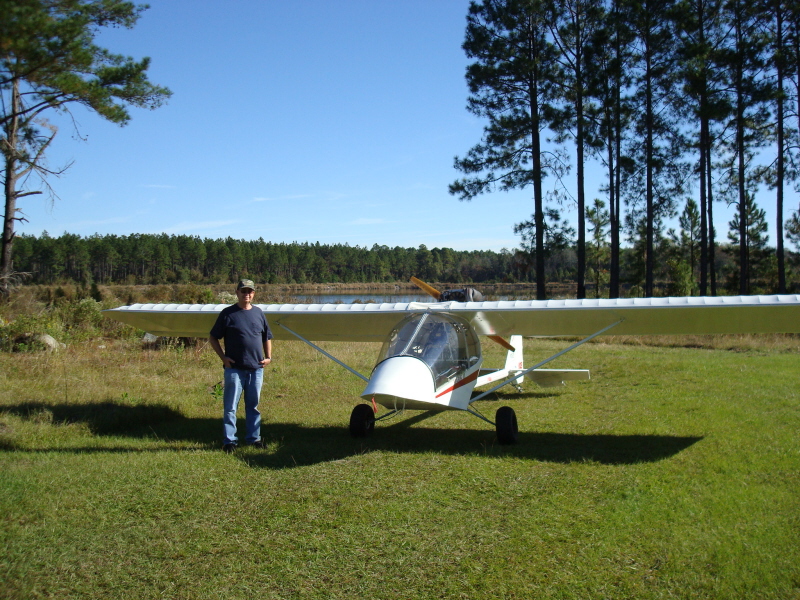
[0,400,208,435]
[0,401,702,468]
[243,425,703,469]
[472,390,562,402]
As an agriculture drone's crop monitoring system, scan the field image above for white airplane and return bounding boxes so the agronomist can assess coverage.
[104,280,800,444]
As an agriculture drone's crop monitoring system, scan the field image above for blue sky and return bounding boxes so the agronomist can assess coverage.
[20,0,784,252]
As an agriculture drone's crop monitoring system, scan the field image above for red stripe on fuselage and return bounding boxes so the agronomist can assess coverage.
[435,370,479,398]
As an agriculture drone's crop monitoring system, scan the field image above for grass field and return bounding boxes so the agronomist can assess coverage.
[1,334,799,599]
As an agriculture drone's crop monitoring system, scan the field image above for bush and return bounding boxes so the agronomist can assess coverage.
[0,297,142,351]
[0,313,61,352]
[174,284,215,304]
[56,298,104,336]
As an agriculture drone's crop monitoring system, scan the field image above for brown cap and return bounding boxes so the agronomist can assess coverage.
[236,279,256,291]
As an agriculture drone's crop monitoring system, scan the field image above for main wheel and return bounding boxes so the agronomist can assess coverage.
[496,406,518,445]
[349,403,375,438]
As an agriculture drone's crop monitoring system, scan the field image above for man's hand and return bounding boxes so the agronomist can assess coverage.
[259,357,272,366]
[209,337,234,369]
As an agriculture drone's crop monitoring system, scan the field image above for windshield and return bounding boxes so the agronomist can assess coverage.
[377,313,481,387]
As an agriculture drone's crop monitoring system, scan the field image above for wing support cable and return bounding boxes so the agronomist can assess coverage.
[469,319,623,404]
[277,322,370,383]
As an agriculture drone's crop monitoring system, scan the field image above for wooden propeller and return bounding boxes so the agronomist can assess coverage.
[409,277,515,351]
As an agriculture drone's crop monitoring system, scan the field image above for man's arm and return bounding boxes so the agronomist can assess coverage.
[260,339,272,366]
[209,336,235,369]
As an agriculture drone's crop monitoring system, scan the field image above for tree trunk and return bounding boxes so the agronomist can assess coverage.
[1,79,21,296]
[736,41,748,295]
[775,0,786,293]
[707,141,717,295]
[575,7,587,300]
[698,0,709,296]
[699,117,708,295]
[577,83,587,300]
[611,30,623,298]
[645,37,655,297]
[528,17,547,301]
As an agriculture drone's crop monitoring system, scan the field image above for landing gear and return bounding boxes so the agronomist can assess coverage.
[495,406,518,445]
[349,403,375,438]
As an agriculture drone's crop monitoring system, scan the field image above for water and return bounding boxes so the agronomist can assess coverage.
[290,293,432,304]
[289,290,537,304]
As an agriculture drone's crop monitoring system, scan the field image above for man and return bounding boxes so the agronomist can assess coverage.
[209,279,273,453]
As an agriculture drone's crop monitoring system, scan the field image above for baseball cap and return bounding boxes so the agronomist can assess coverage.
[236,279,256,291]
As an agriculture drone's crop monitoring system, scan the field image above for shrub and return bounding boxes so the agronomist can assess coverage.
[0,313,61,352]
[54,298,103,337]
[175,284,215,304]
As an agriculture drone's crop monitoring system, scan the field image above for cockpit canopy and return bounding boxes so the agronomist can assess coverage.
[377,313,481,388]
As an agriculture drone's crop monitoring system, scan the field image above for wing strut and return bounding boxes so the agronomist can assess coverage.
[469,319,623,404]
[277,322,370,383]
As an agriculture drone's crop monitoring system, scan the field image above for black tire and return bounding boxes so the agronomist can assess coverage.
[496,406,518,445]
[349,403,375,438]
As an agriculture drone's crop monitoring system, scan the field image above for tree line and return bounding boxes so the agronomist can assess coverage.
[11,231,798,294]
[13,233,522,286]
[451,0,800,298]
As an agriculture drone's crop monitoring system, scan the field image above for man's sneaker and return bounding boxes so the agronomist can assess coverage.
[251,440,265,449]
[223,443,237,454]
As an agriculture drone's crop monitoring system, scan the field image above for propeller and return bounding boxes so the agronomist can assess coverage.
[410,276,441,300]
[409,277,516,352]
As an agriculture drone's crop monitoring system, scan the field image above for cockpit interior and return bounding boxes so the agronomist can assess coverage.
[376,313,481,388]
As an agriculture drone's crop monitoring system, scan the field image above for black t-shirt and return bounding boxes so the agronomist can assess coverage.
[210,304,273,370]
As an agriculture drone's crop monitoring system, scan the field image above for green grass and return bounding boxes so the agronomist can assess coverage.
[1,336,799,599]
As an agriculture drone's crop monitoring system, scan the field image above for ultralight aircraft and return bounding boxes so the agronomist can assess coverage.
[104,279,800,444]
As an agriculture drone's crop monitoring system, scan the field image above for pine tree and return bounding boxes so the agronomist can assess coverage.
[787,205,800,248]
[624,0,688,296]
[450,0,561,300]
[727,191,770,292]
[0,0,170,295]
[761,0,800,293]
[546,0,605,298]
[788,2,800,175]
[667,197,702,292]
[769,0,789,292]
[586,198,610,297]
[586,0,635,298]
[717,0,772,294]
[673,0,729,295]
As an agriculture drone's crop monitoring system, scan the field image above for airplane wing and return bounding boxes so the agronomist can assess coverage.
[459,295,800,337]
[104,302,424,342]
[104,294,800,341]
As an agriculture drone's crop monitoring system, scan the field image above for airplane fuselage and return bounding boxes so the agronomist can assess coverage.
[360,312,483,411]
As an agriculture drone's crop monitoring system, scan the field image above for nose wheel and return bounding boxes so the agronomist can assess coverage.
[349,403,375,438]
[495,406,518,444]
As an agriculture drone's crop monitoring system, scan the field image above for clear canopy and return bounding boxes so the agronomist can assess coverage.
[377,313,481,388]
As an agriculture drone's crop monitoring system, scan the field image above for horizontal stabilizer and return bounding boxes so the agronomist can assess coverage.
[525,369,591,388]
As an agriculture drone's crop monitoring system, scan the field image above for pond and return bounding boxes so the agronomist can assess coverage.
[289,289,540,304]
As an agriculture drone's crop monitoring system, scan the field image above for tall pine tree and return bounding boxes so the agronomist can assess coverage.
[450,0,560,300]
[0,0,170,295]
[546,0,605,298]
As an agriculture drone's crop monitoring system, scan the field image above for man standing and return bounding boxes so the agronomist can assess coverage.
[209,279,273,453]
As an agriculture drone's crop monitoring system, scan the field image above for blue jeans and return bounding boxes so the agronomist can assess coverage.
[222,367,264,445]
